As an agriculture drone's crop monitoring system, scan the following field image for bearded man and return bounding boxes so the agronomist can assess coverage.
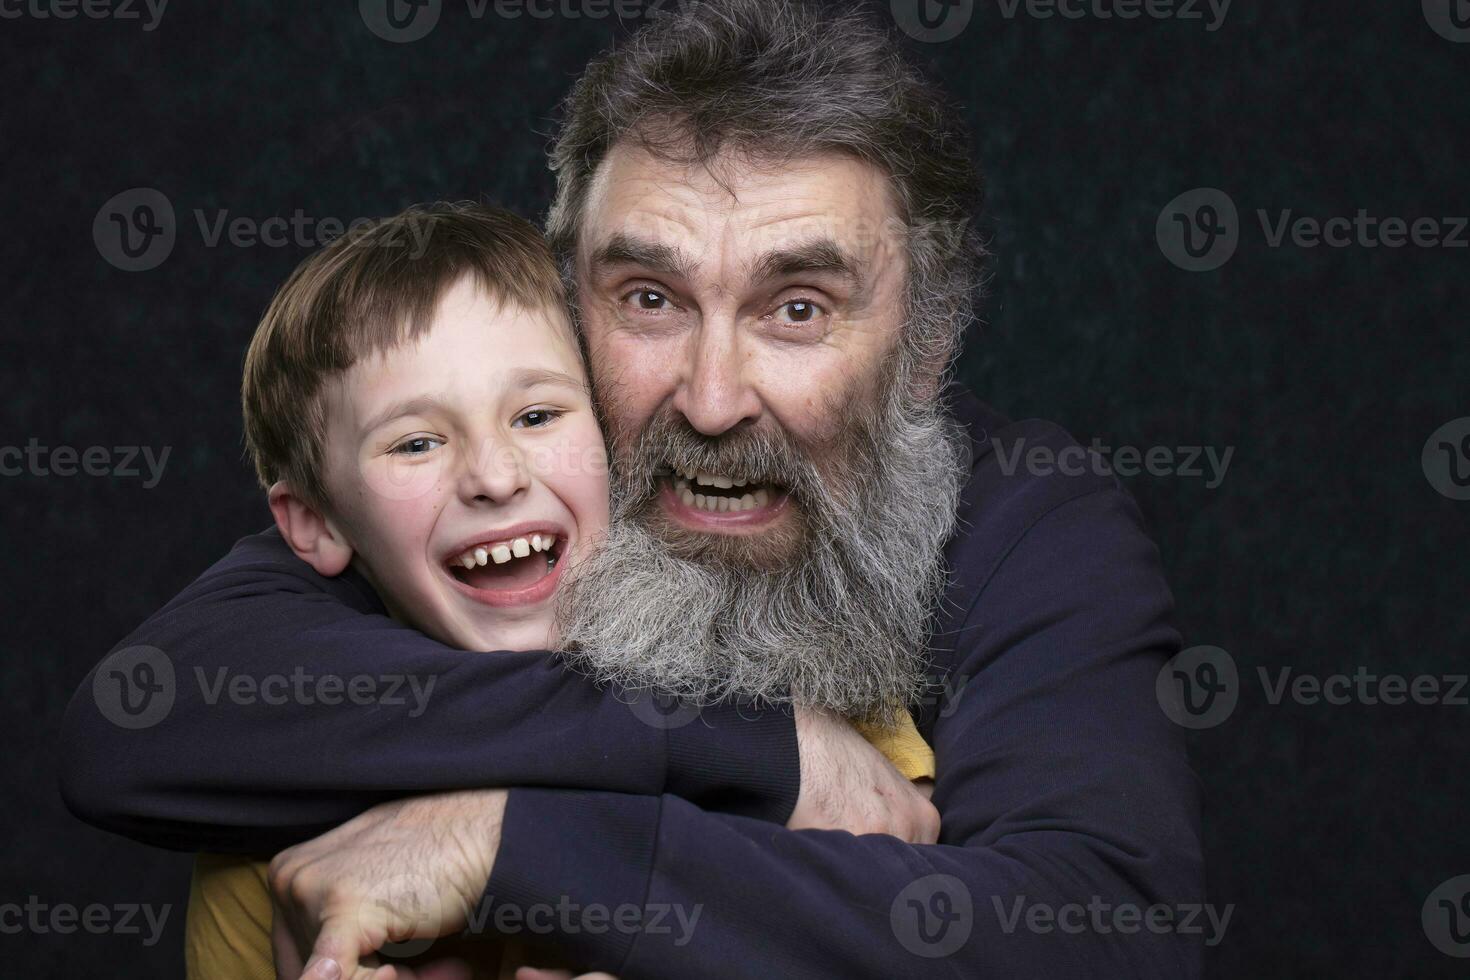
[61,2,1202,977]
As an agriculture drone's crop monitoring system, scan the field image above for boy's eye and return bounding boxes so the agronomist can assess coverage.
[390,436,443,455]
[513,409,562,429]
[772,298,824,324]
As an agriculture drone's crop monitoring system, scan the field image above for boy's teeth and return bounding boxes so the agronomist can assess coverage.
[490,544,512,564]
[511,537,531,558]
[474,547,489,566]
[530,534,544,552]
[461,553,477,569]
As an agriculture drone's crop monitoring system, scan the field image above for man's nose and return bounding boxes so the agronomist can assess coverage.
[673,319,762,436]
[457,435,530,505]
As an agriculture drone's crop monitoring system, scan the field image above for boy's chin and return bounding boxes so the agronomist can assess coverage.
[438,611,556,654]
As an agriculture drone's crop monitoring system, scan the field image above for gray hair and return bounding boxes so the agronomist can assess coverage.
[545,0,987,390]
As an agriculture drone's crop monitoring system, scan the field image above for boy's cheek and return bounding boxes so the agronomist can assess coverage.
[358,452,451,504]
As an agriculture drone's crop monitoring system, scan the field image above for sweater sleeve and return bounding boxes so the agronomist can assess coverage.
[58,528,799,853]
[478,477,1204,978]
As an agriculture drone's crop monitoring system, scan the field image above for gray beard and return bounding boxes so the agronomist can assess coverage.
[554,373,968,725]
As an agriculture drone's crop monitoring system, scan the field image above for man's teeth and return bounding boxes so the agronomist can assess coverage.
[454,535,555,568]
[676,467,747,489]
[672,473,770,513]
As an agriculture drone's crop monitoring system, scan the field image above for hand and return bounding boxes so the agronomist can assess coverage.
[269,789,508,980]
[787,706,940,844]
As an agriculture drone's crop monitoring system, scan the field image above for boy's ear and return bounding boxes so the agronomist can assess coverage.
[267,481,354,577]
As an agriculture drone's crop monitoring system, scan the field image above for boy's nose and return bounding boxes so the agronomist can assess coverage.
[458,437,530,504]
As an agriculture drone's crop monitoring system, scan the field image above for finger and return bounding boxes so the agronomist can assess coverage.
[273,901,307,979]
[515,970,575,980]
[303,913,371,980]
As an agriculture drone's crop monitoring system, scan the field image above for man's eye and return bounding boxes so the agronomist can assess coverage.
[513,409,562,429]
[391,436,443,455]
[774,299,824,324]
[627,288,671,311]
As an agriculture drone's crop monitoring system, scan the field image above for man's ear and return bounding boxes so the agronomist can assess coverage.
[267,481,354,577]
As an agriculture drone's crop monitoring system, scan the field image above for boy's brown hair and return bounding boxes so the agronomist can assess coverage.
[242,201,568,509]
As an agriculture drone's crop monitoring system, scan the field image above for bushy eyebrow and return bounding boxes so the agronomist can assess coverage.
[747,238,866,290]
[588,233,697,282]
[589,231,867,298]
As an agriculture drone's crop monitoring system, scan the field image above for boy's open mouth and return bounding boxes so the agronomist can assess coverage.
[446,532,563,593]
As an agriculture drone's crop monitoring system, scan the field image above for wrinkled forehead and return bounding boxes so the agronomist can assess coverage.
[576,141,908,286]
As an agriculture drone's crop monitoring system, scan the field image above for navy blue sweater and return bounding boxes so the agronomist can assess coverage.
[60,391,1202,977]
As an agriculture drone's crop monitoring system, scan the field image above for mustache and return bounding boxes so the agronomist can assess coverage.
[616,407,823,496]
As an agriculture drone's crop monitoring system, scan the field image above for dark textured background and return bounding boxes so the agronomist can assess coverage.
[4,1,1467,975]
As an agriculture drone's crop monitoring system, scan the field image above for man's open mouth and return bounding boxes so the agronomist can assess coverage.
[665,466,780,514]
[446,532,563,593]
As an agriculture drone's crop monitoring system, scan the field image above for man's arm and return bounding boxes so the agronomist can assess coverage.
[58,528,800,853]
[473,477,1204,978]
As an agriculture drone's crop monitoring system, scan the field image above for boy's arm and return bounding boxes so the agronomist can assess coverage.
[58,527,800,853]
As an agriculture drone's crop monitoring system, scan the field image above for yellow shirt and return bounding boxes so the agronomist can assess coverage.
[185,714,935,979]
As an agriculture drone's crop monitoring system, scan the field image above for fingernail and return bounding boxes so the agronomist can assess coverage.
[308,957,342,980]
